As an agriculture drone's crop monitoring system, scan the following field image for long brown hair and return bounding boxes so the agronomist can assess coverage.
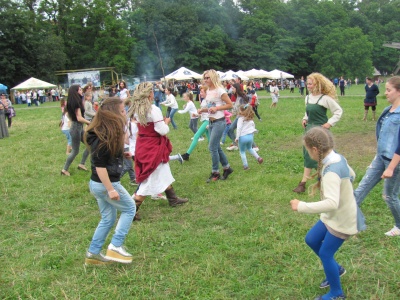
[85,97,125,157]
[303,127,335,197]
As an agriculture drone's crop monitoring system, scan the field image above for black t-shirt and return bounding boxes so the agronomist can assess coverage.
[88,133,123,183]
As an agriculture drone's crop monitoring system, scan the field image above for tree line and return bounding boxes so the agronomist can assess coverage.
[0,0,399,88]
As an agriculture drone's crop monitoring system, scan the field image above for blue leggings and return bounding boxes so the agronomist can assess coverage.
[305,220,345,298]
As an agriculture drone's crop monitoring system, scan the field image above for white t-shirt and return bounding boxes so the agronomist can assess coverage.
[178,101,198,119]
[61,113,71,130]
[128,120,138,156]
[236,116,257,139]
[119,88,128,100]
[205,87,227,119]
[164,94,178,109]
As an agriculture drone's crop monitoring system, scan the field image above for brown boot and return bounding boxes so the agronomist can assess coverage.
[133,197,144,221]
[165,187,188,207]
[293,181,306,193]
[362,110,368,121]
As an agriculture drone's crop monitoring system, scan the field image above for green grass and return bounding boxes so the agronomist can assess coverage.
[1,83,400,299]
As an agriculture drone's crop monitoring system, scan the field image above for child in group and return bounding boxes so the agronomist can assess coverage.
[84,92,96,121]
[269,81,279,108]
[235,104,263,170]
[181,86,210,161]
[290,127,358,300]
[121,114,137,186]
[249,90,261,121]
[221,110,232,145]
[178,92,199,136]
[60,110,72,155]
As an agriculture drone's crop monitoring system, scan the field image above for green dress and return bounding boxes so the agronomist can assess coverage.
[303,95,327,169]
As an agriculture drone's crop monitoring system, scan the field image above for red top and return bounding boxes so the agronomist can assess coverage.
[135,122,172,183]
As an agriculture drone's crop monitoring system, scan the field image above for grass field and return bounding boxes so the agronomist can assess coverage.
[1,83,400,299]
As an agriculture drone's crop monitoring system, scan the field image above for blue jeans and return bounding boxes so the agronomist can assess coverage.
[88,180,136,254]
[62,129,71,146]
[169,108,178,129]
[208,119,229,173]
[221,123,231,144]
[239,134,259,167]
[121,157,135,181]
[306,220,345,298]
[227,117,238,144]
[354,155,400,228]
[63,122,89,171]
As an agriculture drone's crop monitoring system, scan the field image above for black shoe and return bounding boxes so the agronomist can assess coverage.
[221,167,233,180]
[320,266,346,288]
[206,172,220,183]
[181,153,190,161]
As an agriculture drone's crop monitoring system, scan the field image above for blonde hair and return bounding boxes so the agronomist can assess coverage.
[238,104,254,121]
[127,82,153,126]
[303,127,335,197]
[183,92,193,101]
[307,73,338,101]
[203,70,223,89]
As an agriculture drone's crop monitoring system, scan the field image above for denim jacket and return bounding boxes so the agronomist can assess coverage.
[376,105,400,160]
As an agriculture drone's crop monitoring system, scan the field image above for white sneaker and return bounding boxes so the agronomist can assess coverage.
[191,137,194,140]
[105,244,132,263]
[220,142,223,145]
[385,226,400,236]
[226,145,238,151]
[198,137,205,141]
[151,193,167,200]
[253,147,259,152]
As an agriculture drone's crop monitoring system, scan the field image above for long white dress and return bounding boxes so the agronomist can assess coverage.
[135,105,175,196]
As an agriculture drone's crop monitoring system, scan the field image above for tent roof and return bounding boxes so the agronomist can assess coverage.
[220,70,249,81]
[11,77,57,90]
[267,69,294,79]
[165,67,202,80]
[243,69,272,79]
[0,83,8,90]
[373,67,381,76]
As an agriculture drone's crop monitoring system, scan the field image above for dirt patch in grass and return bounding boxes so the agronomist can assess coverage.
[334,132,376,168]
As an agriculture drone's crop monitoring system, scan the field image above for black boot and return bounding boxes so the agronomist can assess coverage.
[165,187,188,207]
[181,153,190,161]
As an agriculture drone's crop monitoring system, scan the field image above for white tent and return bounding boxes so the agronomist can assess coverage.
[373,67,381,76]
[244,69,272,79]
[11,77,57,90]
[267,69,294,79]
[220,70,250,81]
[164,67,202,81]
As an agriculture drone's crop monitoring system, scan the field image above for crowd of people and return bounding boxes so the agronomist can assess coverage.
[3,72,400,300]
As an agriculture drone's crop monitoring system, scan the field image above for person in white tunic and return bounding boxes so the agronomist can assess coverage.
[128,82,188,221]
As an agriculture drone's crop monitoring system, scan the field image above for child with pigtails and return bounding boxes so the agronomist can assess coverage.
[235,104,263,170]
[290,127,358,300]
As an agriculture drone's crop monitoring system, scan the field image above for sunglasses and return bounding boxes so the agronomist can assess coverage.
[204,77,210,80]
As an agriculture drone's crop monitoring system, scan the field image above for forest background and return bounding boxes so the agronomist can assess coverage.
[0,0,399,88]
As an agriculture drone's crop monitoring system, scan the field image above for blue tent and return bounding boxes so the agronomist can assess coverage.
[0,83,7,90]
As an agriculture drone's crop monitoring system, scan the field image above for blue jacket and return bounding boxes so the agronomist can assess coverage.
[376,105,400,159]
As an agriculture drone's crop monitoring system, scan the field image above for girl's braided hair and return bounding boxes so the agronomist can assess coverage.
[127,82,154,126]
[303,126,335,197]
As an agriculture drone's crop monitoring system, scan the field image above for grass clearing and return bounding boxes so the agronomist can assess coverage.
[1,84,400,299]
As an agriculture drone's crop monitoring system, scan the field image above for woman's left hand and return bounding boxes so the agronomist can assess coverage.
[108,189,120,201]
[208,107,217,114]
[322,123,331,129]
[290,199,300,211]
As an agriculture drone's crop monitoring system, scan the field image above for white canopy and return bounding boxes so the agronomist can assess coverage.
[373,67,381,76]
[244,69,272,79]
[164,67,202,81]
[220,70,250,81]
[267,69,294,79]
[11,77,57,90]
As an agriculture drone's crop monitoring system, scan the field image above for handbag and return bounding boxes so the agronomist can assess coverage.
[7,107,16,118]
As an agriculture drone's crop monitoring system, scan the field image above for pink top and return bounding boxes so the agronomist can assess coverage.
[224,110,232,125]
